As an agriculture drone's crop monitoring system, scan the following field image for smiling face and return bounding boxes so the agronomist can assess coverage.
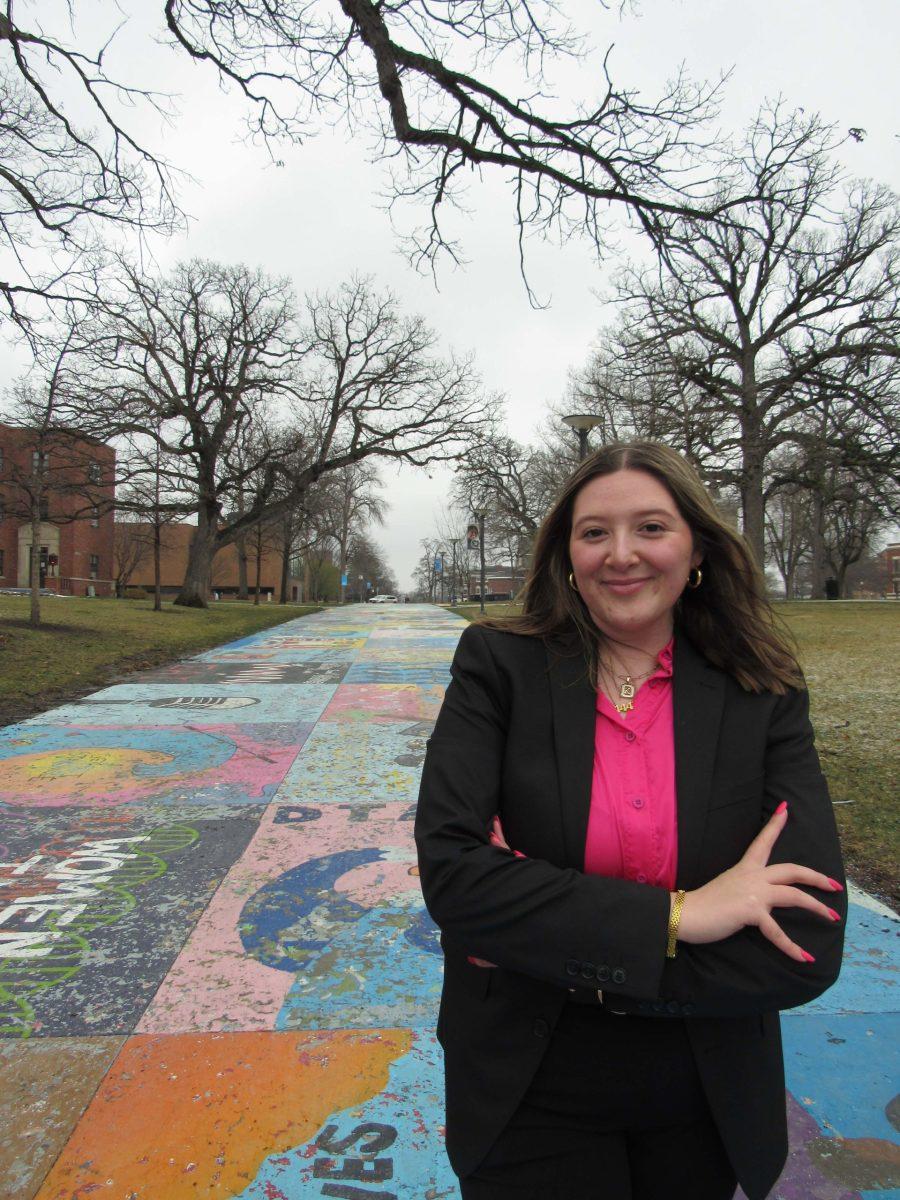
[568,468,703,652]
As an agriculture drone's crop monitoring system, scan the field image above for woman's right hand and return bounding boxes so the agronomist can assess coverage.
[675,802,843,964]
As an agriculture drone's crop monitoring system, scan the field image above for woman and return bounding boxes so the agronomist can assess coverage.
[415,442,845,1200]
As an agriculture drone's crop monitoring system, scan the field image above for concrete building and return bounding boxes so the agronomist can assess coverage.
[0,422,115,596]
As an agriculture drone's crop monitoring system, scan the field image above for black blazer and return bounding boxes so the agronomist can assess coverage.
[415,623,846,1200]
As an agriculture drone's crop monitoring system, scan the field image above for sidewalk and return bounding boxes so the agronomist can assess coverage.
[0,604,896,1200]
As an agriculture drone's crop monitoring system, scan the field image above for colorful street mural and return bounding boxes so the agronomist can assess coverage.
[0,604,897,1200]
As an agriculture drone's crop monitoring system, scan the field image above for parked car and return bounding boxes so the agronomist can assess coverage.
[368,593,399,604]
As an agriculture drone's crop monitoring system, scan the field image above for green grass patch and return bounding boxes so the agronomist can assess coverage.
[449,602,522,621]
[451,600,899,908]
[0,596,321,727]
[774,603,899,909]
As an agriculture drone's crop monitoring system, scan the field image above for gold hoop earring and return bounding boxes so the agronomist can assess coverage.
[687,567,703,589]
[568,571,579,591]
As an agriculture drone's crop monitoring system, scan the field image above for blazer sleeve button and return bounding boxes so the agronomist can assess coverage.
[612,968,626,985]
[581,962,597,981]
[565,959,580,977]
[533,1019,550,1038]
[597,965,611,982]
[666,1000,680,1015]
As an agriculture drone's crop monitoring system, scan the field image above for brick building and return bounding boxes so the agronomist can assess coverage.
[122,521,305,599]
[877,542,900,598]
[466,563,528,602]
[0,423,115,596]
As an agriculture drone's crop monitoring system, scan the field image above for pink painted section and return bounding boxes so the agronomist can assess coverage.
[320,684,444,723]
[138,801,419,1034]
[333,858,420,907]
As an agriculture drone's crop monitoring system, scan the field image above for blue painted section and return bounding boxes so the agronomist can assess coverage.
[781,1013,900,1199]
[233,1030,455,1200]
[345,662,453,685]
[0,723,232,775]
[30,682,338,727]
[238,850,442,1029]
[803,903,900,1015]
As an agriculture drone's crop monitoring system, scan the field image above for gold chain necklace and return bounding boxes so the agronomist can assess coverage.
[600,652,658,715]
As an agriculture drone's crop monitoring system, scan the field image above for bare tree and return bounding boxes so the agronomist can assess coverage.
[347,531,396,599]
[453,430,562,543]
[59,258,306,606]
[765,483,812,600]
[315,462,387,603]
[113,518,152,596]
[566,329,732,481]
[823,476,891,599]
[164,0,735,287]
[413,536,444,602]
[60,266,492,605]
[0,312,119,625]
[609,104,900,564]
[0,6,179,326]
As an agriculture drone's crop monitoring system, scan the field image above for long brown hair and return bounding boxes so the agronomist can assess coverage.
[483,441,803,693]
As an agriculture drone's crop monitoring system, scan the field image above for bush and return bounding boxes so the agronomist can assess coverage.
[122,587,149,600]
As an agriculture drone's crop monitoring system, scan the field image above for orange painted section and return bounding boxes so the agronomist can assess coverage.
[34,1028,412,1200]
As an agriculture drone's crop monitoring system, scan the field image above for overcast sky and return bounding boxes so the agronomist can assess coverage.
[6,1,900,588]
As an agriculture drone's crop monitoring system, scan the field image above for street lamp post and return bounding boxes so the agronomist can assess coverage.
[472,510,487,615]
[449,538,460,604]
[562,413,604,461]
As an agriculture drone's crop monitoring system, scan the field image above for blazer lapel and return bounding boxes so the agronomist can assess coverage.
[545,636,596,869]
[673,631,726,890]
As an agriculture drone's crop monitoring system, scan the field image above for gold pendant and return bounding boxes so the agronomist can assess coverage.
[614,678,635,715]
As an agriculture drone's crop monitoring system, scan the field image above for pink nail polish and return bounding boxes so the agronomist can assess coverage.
[775,801,788,815]
[827,908,840,922]
[801,950,815,963]
[828,878,844,892]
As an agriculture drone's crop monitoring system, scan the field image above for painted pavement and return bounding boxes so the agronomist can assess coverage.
[0,603,896,1200]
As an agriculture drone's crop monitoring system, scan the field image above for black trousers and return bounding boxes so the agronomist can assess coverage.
[459,1002,738,1200]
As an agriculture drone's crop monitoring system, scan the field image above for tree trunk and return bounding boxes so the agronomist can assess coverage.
[738,366,766,569]
[153,519,162,612]
[29,502,42,628]
[254,529,262,605]
[279,519,291,604]
[236,532,249,600]
[740,464,766,569]
[175,507,219,607]
[479,514,487,615]
[808,490,827,600]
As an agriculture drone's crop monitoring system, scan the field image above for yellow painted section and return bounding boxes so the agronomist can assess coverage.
[0,748,173,798]
[34,1028,412,1199]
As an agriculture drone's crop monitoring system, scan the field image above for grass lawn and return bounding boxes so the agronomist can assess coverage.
[452,600,899,909]
[0,595,321,728]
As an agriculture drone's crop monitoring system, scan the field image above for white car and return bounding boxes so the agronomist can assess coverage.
[368,594,399,604]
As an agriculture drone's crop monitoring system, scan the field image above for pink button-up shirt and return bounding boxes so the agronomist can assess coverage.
[583,639,678,890]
